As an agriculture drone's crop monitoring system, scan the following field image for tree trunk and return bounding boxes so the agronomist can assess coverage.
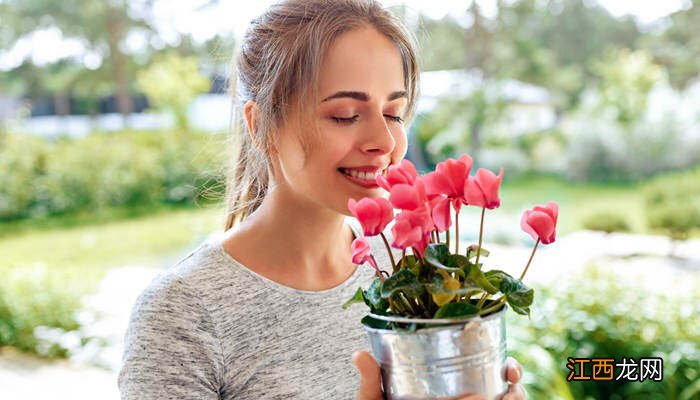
[470,122,482,168]
[53,92,71,116]
[106,14,132,127]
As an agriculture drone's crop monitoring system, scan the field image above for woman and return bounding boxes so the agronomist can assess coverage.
[119,1,525,398]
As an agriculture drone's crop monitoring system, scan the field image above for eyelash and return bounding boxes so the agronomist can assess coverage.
[332,115,404,124]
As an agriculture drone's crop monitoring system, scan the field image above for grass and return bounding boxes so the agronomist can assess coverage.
[500,174,647,235]
[0,205,224,290]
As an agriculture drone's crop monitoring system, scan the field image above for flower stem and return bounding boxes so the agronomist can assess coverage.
[399,249,406,272]
[479,296,506,316]
[368,255,385,282]
[474,207,486,266]
[380,232,397,272]
[519,239,540,281]
[446,229,450,250]
[475,292,489,309]
[399,292,418,315]
[455,205,460,255]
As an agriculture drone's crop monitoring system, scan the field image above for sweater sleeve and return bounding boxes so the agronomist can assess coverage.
[118,273,222,400]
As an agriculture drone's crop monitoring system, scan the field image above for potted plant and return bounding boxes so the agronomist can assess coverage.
[343,156,558,400]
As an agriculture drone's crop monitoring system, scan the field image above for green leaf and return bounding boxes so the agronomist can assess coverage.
[447,254,470,269]
[426,273,480,296]
[426,243,450,263]
[509,303,531,317]
[466,244,490,260]
[366,278,389,312]
[434,302,479,319]
[424,244,465,277]
[380,269,424,299]
[465,264,499,294]
[361,315,391,329]
[485,270,510,290]
[400,254,421,276]
[506,288,534,308]
[342,287,365,310]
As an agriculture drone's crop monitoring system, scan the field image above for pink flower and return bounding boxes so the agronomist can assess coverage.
[377,159,418,191]
[350,237,384,279]
[464,167,504,209]
[389,177,427,211]
[424,155,472,211]
[347,197,394,236]
[429,196,452,233]
[521,201,558,244]
[351,237,372,264]
[391,209,432,257]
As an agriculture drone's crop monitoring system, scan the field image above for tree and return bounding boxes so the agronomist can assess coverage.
[643,0,700,89]
[137,52,210,130]
[489,0,641,111]
[2,0,158,120]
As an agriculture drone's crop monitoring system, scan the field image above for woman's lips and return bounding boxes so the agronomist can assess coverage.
[338,169,380,188]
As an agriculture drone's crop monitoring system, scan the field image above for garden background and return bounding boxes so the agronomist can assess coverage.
[1,0,699,398]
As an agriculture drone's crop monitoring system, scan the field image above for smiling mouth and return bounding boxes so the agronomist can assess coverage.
[338,168,387,188]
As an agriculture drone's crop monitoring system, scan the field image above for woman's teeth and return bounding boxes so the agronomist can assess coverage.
[340,168,385,180]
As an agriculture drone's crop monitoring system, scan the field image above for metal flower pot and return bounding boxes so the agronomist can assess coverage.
[364,306,507,400]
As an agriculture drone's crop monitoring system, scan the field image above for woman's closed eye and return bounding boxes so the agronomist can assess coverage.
[331,114,404,124]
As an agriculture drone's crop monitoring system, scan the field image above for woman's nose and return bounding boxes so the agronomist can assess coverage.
[361,113,396,155]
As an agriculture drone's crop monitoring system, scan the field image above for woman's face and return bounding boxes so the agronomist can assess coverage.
[272,26,409,215]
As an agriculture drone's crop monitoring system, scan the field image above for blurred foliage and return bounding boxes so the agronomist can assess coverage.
[0,0,158,116]
[0,130,226,221]
[0,206,222,357]
[414,85,508,168]
[644,168,700,244]
[582,211,631,234]
[509,267,700,399]
[643,0,700,90]
[0,265,84,357]
[136,52,211,130]
[593,49,662,126]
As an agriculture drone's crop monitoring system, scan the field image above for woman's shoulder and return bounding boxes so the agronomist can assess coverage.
[132,237,239,313]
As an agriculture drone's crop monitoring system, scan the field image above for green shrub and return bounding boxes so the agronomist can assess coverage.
[582,211,631,233]
[0,134,49,219]
[644,167,700,241]
[0,130,226,221]
[0,265,87,357]
[508,267,700,399]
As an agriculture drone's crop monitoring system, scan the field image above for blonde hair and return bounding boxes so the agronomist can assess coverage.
[224,0,420,230]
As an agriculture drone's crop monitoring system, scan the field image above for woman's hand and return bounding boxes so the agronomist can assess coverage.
[352,351,526,400]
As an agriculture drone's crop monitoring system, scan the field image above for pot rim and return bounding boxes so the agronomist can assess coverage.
[363,304,507,334]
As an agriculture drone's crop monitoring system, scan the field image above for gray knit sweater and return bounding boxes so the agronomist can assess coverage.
[118,220,397,399]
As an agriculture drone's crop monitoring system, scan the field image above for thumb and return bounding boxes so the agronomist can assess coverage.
[352,350,383,400]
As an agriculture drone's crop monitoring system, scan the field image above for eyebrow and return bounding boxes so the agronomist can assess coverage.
[321,90,407,103]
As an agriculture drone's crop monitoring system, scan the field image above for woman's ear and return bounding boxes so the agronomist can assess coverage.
[244,100,277,155]
[243,100,259,140]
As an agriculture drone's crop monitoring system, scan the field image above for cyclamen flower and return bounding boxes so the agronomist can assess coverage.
[464,168,504,209]
[429,195,452,233]
[388,177,428,211]
[377,159,418,191]
[391,209,432,257]
[347,197,393,236]
[351,237,372,264]
[350,237,384,279]
[521,202,558,244]
[423,155,473,211]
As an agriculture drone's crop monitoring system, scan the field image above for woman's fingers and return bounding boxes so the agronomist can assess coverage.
[457,395,487,400]
[500,383,526,399]
[352,350,383,400]
[503,356,523,384]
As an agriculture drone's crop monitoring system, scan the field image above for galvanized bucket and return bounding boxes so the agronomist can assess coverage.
[364,306,507,400]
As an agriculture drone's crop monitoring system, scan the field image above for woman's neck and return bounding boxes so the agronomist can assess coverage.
[222,188,356,290]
